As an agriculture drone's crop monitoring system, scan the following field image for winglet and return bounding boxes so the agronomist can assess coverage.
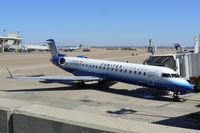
[7,68,14,78]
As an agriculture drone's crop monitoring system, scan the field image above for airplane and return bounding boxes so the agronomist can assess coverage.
[8,39,194,101]
[57,44,83,52]
[24,44,49,52]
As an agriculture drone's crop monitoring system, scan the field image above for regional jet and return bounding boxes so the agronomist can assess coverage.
[8,39,194,100]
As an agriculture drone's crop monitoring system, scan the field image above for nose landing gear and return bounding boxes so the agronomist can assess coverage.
[172,92,185,102]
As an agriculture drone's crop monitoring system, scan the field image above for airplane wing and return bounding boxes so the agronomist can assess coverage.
[14,76,101,81]
[7,68,102,82]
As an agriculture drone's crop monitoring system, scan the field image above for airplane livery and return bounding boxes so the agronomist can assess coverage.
[9,39,194,100]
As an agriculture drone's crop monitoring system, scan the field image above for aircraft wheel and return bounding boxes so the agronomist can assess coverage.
[172,92,181,102]
[98,80,106,85]
[77,81,85,88]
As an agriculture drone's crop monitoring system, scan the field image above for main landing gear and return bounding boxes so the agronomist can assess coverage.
[77,81,85,87]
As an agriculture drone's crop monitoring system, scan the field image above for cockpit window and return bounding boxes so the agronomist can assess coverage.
[171,74,180,78]
[161,73,171,78]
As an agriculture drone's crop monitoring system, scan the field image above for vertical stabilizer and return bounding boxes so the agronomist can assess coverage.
[46,39,62,57]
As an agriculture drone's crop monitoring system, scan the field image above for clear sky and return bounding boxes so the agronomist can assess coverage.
[1,0,200,46]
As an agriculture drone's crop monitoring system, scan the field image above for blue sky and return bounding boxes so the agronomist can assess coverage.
[1,0,200,46]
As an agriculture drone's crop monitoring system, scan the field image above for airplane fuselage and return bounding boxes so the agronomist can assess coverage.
[51,55,193,95]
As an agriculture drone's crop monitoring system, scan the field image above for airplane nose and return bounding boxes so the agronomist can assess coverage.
[171,79,194,93]
[184,83,194,91]
[177,81,194,92]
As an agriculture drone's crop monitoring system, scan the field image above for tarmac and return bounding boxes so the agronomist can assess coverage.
[0,48,200,132]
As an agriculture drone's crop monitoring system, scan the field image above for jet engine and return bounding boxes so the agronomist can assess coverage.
[59,57,66,65]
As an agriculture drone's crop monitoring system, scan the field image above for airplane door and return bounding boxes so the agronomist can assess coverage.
[147,72,154,86]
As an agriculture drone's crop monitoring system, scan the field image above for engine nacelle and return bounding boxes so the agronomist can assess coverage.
[59,57,66,65]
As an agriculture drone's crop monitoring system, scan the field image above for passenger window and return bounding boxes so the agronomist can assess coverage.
[144,72,146,76]
[124,70,127,73]
[129,70,131,74]
[120,69,122,72]
[139,72,141,75]
[134,71,136,74]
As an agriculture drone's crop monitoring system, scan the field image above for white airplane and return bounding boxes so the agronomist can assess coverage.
[8,39,194,100]
[57,44,83,52]
[24,44,49,52]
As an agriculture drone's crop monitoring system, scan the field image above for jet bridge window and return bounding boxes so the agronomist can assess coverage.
[162,73,171,78]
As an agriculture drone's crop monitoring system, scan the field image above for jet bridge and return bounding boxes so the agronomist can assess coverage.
[144,55,176,70]
[144,53,200,92]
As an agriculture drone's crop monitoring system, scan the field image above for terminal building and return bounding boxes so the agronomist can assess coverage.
[0,32,22,53]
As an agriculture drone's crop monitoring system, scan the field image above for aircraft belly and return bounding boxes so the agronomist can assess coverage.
[63,67,188,94]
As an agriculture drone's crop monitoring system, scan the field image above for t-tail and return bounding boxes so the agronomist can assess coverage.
[46,39,65,57]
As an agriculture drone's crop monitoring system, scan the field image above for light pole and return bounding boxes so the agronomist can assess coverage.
[3,29,6,36]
